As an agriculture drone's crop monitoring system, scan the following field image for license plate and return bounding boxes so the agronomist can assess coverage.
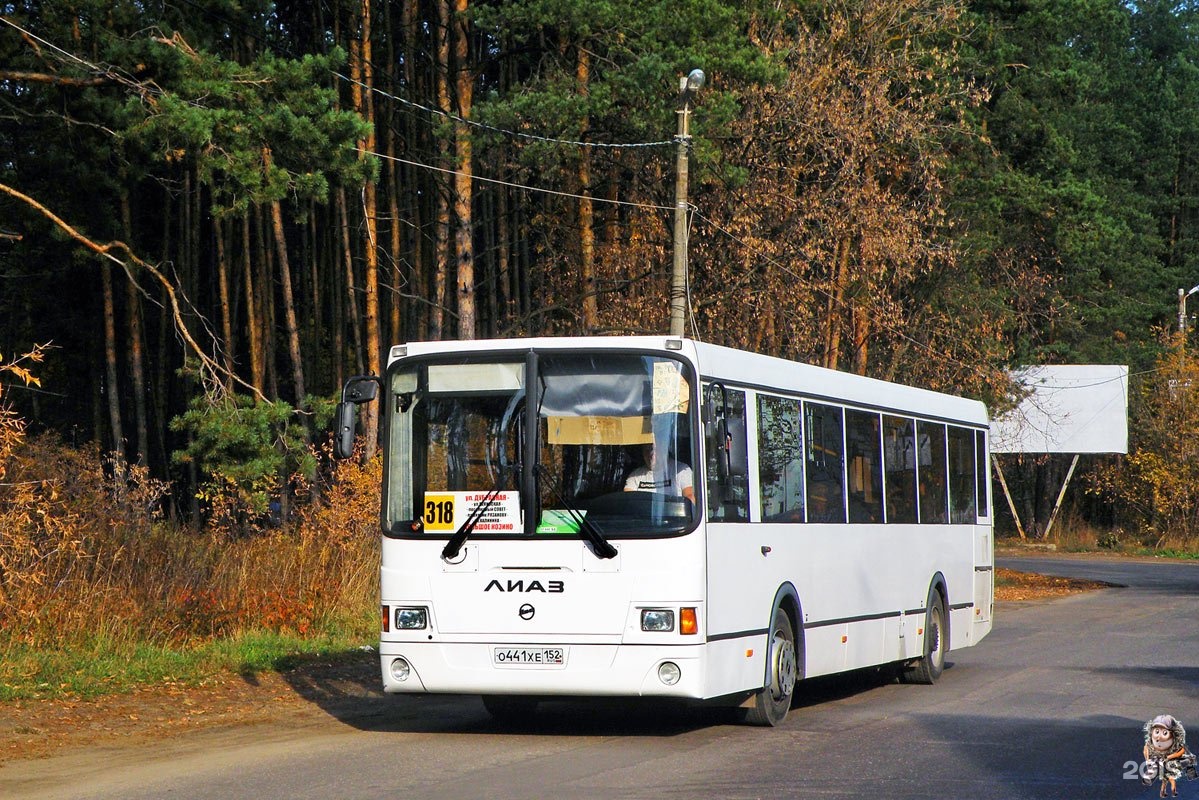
[492,647,566,667]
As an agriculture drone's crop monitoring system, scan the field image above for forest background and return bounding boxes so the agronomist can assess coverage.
[4,0,1199,697]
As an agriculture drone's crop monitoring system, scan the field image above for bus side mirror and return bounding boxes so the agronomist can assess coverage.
[344,376,379,403]
[334,401,357,460]
[333,375,381,460]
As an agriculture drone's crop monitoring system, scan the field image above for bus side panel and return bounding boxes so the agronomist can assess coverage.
[706,521,985,689]
[703,522,780,698]
[975,523,994,623]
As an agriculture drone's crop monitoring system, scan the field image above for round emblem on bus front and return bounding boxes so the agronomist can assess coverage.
[518,604,535,620]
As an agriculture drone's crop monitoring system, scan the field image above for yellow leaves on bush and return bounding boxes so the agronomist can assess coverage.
[0,347,45,480]
[0,434,171,644]
[1,431,381,650]
[1089,336,1199,546]
[293,441,381,546]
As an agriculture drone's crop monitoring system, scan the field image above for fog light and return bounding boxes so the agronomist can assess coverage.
[395,607,428,629]
[641,609,675,632]
[390,657,411,683]
[658,661,681,686]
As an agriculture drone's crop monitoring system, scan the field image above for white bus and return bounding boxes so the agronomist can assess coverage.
[334,335,993,726]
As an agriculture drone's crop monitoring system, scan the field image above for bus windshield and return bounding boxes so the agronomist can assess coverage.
[383,351,699,539]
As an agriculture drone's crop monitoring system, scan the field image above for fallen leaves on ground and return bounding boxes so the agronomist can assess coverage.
[994,567,1109,602]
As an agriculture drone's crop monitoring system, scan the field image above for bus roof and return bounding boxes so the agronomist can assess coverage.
[389,336,988,427]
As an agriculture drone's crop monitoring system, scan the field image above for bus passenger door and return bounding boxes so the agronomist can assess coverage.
[703,384,767,696]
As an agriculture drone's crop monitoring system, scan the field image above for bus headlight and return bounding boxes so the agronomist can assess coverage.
[658,662,682,685]
[394,607,428,630]
[641,609,675,632]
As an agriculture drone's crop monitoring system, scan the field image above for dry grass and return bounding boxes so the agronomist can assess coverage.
[0,432,381,687]
[1001,511,1199,558]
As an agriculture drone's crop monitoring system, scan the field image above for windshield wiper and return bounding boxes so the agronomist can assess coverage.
[441,466,512,561]
[535,464,618,560]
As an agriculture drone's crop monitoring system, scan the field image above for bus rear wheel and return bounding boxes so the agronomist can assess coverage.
[901,591,946,685]
[743,606,797,727]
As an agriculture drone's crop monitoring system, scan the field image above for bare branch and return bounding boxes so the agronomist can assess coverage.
[0,69,109,87]
[0,181,266,403]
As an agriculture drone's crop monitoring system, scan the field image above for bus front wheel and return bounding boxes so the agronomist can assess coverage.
[901,591,946,685]
[743,605,797,727]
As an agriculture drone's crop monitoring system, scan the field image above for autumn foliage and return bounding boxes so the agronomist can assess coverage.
[0,356,381,651]
[1089,337,1199,548]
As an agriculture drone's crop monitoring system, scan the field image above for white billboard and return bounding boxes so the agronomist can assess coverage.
[990,365,1129,455]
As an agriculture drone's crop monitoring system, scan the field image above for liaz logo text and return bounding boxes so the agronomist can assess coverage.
[484,579,564,593]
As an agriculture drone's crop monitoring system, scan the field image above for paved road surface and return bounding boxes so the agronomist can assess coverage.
[5,555,1199,800]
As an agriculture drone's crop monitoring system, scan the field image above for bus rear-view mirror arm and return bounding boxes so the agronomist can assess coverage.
[333,374,382,460]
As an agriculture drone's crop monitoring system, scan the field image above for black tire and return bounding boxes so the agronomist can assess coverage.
[901,591,946,685]
[481,694,539,721]
[743,605,798,727]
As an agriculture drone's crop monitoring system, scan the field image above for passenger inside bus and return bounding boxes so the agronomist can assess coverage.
[624,443,696,503]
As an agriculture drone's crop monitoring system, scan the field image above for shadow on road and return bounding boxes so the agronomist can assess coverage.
[273,652,915,737]
[272,652,722,736]
[1083,665,1199,696]
[909,711,1151,799]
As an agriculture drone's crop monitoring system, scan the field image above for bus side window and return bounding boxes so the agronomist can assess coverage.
[804,402,846,523]
[704,385,749,522]
[948,425,977,523]
[918,421,949,524]
[758,394,804,522]
[975,429,989,518]
[846,410,883,523]
[883,415,917,524]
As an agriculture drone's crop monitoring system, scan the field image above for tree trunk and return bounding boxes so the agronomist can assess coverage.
[852,301,869,376]
[358,0,382,456]
[577,45,597,331]
[497,178,512,323]
[338,186,366,375]
[384,0,403,347]
[452,0,475,340]
[823,236,851,371]
[431,0,452,340]
[260,206,279,400]
[402,0,423,341]
[213,216,236,384]
[242,211,265,395]
[100,263,125,460]
[121,193,149,466]
[264,148,307,404]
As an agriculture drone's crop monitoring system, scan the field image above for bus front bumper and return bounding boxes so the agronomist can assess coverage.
[378,641,706,698]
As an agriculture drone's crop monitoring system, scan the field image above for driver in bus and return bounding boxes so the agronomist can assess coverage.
[624,442,696,503]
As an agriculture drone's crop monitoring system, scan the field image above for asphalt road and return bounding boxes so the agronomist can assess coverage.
[6,555,1199,800]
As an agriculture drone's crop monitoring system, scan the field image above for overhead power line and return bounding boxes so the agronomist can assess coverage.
[335,72,674,151]
[366,147,674,212]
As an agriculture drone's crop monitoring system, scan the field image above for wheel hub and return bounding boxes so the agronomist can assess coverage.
[771,634,797,700]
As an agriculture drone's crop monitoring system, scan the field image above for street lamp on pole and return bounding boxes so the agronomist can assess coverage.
[670,68,705,338]
[1180,284,1199,334]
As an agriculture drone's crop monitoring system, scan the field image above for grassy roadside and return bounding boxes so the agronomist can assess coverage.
[0,436,383,705]
[2,567,1104,705]
[997,522,1199,559]
[0,624,376,703]
[0,432,1149,707]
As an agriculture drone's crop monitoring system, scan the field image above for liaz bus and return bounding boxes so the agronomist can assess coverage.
[333,336,993,726]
